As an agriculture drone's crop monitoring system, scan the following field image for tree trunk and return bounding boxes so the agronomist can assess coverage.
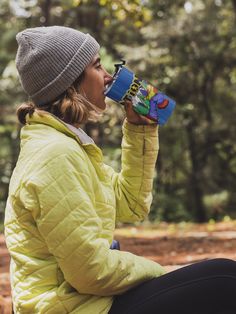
[41,0,51,26]
[186,119,207,222]
[76,1,103,41]
[231,0,236,23]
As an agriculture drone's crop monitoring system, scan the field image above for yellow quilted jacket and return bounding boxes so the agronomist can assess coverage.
[4,110,165,314]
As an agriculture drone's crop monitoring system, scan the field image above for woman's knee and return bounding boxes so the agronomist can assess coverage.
[203,258,236,275]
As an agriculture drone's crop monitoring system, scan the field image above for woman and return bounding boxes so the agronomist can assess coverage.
[4,26,236,314]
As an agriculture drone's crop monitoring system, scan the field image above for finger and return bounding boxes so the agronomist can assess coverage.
[124,100,132,110]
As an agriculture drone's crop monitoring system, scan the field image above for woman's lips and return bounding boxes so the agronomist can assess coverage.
[104,84,110,94]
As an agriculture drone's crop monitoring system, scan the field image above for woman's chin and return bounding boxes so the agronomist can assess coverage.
[97,100,107,111]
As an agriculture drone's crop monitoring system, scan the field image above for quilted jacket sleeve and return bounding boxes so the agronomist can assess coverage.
[31,150,165,296]
[104,119,159,223]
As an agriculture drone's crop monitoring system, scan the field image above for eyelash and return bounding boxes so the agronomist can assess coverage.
[96,64,102,69]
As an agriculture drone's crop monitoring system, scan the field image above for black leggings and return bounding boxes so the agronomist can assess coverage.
[109,258,236,314]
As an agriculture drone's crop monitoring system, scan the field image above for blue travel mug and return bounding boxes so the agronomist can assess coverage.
[104,61,176,125]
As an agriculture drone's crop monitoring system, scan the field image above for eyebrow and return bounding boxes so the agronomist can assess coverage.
[92,57,101,66]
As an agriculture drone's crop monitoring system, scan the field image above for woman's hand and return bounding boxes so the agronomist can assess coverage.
[124,100,157,125]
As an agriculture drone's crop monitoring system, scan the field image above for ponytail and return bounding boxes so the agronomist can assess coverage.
[16,72,102,126]
[16,102,36,125]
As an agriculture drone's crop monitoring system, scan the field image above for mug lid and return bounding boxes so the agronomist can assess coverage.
[104,61,135,102]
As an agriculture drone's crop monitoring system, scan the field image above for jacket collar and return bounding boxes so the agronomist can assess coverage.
[25,110,103,159]
[26,110,80,141]
[65,123,94,144]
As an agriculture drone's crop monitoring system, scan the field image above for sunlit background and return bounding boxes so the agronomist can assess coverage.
[0,0,236,230]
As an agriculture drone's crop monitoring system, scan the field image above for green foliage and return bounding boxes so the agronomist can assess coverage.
[1,0,236,224]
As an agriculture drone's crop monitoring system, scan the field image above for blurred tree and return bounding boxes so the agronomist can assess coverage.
[119,0,236,222]
[0,0,236,226]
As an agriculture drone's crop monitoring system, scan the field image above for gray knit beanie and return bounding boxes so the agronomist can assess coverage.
[15,26,100,106]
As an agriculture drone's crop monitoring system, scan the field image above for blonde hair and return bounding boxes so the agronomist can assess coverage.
[17,75,102,125]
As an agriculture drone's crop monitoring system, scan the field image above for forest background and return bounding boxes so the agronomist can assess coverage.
[0,0,236,230]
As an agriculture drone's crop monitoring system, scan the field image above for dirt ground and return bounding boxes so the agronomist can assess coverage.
[1,221,236,313]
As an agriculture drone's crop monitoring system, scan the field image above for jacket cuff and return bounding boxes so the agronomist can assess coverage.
[122,118,158,134]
